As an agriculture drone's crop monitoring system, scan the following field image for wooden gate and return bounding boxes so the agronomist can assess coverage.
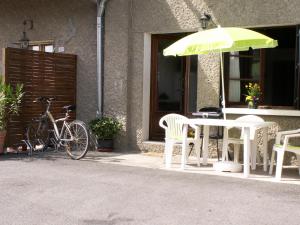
[3,47,77,148]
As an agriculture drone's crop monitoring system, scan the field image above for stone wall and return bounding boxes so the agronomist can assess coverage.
[104,0,300,153]
[0,0,97,123]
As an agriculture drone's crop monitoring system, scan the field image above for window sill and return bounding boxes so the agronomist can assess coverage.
[222,108,300,117]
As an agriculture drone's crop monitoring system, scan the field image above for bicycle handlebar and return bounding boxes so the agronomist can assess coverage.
[33,96,74,115]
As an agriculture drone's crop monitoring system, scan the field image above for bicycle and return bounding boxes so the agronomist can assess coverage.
[25,97,89,160]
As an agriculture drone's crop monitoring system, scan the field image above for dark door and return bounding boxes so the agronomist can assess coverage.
[295,25,300,108]
[149,34,198,140]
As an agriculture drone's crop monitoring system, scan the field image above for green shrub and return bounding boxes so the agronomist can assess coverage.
[89,116,122,140]
[0,76,24,131]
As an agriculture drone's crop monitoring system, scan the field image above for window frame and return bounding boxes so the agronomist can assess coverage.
[224,49,266,107]
[28,40,54,53]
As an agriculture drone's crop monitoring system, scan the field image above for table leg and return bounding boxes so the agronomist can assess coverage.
[194,126,201,167]
[222,127,229,161]
[243,127,251,178]
[262,127,268,172]
[202,125,209,165]
[250,140,256,170]
[181,124,188,170]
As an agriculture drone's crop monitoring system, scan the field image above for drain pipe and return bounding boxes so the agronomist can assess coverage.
[96,0,109,117]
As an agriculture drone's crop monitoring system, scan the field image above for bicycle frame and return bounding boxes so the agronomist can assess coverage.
[44,100,74,144]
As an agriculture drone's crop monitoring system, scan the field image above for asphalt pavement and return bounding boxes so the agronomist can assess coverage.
[0,152,300,225]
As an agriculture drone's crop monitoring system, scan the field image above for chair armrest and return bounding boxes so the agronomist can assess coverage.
[275,129,300,144]
[282,133,300,148]
[189,124,199,130]
[159,119,167,130]
[277,129,300,136]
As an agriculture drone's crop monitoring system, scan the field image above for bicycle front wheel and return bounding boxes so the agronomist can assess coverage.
[64,120,89,160]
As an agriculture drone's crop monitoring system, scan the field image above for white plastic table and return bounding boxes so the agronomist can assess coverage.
[180,118,276,178]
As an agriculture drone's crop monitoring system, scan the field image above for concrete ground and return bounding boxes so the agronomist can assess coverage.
[1,151,300,225]
[82,151,300,185]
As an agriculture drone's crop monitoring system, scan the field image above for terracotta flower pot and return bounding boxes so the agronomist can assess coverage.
[0,130,7,154]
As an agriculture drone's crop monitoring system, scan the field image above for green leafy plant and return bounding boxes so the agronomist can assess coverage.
[89,116,122,140]
[0,76,24,131]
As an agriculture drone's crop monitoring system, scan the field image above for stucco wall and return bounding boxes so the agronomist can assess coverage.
[104,0,300,152]
[0,0,97,123]
[104,0,131,149]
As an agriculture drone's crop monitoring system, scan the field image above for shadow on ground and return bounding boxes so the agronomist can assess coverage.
[0,148,134,164]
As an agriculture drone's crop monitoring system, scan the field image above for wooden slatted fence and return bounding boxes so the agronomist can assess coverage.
[3,47,77,148]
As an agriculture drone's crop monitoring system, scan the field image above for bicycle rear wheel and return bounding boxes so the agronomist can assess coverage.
[26,118,49,151]
[64,120,89,160]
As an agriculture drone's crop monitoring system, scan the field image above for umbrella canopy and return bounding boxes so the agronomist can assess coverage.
[163,26,278,56]
[163,26,278,118]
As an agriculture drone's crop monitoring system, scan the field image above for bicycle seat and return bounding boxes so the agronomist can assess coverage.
[34,96,56,103]
[63,105,76,112]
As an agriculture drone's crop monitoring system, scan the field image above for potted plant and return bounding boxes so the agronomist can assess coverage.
[89,116,122,151]
[0,76,24,154]
[245,82,262,109]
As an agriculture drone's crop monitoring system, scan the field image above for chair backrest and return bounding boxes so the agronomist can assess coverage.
[235,115,265,139]
[159,114,188,141]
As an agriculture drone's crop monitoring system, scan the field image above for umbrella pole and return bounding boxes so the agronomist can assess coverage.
[220,51,226,120]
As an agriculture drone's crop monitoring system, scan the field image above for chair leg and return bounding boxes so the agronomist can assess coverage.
[165,140,174,169]
[221,144,227,161]
[233,144,240,163]
[275,150,284,181]
[269,150,275,175]
[216,139,220,161]
[262,127,268,172]
[296,154,300,176]
[251,140,257,170]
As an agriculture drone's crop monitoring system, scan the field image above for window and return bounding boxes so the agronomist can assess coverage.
[224,26,296,108]
[29,40,54,53]
[225,49,262,104]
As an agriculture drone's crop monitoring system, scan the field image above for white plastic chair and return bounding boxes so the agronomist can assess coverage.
[269,129,300,180]
[222,115,265,170]
[159,114,201,168]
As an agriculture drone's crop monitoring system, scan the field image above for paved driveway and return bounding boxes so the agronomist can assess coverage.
[0,152,300,225]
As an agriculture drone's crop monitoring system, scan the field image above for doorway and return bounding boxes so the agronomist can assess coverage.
[149,34,198,140]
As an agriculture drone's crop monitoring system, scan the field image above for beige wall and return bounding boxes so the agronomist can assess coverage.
[0,0,97,123]
[104,0,300,152]
[2,0,299,153]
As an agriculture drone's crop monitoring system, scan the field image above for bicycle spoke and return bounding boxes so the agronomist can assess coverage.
[64,121,89,160]
[26,118,49,153]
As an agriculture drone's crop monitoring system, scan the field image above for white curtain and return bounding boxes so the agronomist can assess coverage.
[229,51,240,102]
